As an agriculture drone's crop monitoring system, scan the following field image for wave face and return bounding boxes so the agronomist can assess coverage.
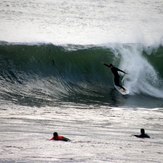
[0,43,163,108]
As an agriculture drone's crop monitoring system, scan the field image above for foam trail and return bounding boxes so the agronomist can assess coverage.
[114,45,163,98]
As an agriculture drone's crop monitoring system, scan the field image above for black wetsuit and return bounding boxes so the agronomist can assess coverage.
[134,134,150,138]
[134,129,150,138]
[104,64,126,90]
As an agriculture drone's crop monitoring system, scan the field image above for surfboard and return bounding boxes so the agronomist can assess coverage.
[114,84,129,95]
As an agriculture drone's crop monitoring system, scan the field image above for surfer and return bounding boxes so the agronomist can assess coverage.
[104,63,127,91]
[134,128,150,138]
[50,132,70,142]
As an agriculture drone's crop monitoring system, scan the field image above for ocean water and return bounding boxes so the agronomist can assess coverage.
[0,0,163,162]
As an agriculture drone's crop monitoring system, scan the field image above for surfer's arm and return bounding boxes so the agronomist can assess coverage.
[103,63,110,68]
[116,68,126,74]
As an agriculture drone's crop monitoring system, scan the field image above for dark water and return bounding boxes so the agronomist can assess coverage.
[0,42,163,108]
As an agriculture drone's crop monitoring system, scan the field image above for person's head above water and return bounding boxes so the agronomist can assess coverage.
[140,128,145,135]
[53,132,58,138]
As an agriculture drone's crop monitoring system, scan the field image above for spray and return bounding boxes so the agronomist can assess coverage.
[112,44,163,98]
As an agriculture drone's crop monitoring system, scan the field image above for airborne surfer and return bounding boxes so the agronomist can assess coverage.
[104,63,127,91]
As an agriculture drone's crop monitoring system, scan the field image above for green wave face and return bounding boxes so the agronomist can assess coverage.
[0,43,163,108]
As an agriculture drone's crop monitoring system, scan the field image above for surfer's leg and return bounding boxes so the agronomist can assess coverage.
[114,77,125,91]
[115,83,126,91]
[114,77,119,86]
[119,85,126,91]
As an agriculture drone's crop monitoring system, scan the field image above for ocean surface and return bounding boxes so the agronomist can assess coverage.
[0,0,163,162]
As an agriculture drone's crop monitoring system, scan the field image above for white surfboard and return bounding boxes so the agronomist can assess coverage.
[114,84,129,95]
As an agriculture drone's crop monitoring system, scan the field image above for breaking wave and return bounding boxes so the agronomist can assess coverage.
[0,42,163,108]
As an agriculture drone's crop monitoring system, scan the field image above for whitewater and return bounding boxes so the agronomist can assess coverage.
[0,0,163,162]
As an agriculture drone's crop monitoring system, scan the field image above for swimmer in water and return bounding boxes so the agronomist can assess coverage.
[134,128,150,138]
[50,132,70,142]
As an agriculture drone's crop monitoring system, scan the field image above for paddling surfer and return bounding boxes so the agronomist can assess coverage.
[134,128,150,138]
[104,63,126,91]
[50,132,70,142]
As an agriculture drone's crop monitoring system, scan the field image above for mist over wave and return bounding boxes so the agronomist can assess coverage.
[0,0,163,46]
